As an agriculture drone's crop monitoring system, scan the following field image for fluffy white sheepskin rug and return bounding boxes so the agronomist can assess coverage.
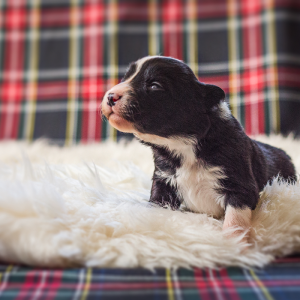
[0,136,300,269]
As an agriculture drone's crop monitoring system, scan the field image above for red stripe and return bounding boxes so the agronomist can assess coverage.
[4,7,27,29]
[208,269,227,300]
[81,1,104,143]
[219,269,241,300]
[0,103,23,140]
[242,0,265,135]
[43,270,63,300]
[200,66,300,95]
[40,8,71,27]
[0,112,7,139]
[274,256,300,263]
[2,3,25,139]
[195,1,228,19]
[278,67,300,88]
[36,81,69,101]
[272,0,300,9]
[15,271,36,300]
[194,268,211,300]
[162,0,183,60]
[258,101,264,133]
[198,75,230,95]
[117,2,149,21]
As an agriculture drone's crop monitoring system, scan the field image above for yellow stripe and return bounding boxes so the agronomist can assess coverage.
[249,270,274,300]
[266,0,280,133]
[66,0,80,145]
[227,0,239,119]
[24,0,40,140]
[108,0,118,141]
[80,268,92,300]
[166,269,175,300]
[148,0,157,56]
[187,0,198,76]
[0,265,13,283]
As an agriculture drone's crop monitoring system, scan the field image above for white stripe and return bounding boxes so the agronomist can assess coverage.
[0,61,210,79]
[208,269,225,300]
[32,271,48,300]
[72,269,85,300]
[0,101,99,113]
[243,269,265,300]
[1,91,298,116]
[172,269,182,300]
[0,53,298,81]
[279,91,300,102]
[0,267,15,297]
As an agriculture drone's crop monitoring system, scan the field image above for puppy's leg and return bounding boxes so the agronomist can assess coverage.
[150,178,181,210]
[223,205,252,243]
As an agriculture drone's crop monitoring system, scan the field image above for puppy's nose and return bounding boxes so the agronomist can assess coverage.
[107,93,121,107]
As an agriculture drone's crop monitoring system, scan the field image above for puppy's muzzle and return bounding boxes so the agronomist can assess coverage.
[107,93,121,107]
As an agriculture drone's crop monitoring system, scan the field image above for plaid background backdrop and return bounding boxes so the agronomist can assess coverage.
[0,0,299,144]
[1,2,300,298]
[1,256,300,299]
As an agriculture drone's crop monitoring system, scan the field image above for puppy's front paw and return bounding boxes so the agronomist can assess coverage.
[223,205,252,248]
[222,226,250,246]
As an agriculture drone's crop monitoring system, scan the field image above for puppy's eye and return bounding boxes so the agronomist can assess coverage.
[149,82,163,91]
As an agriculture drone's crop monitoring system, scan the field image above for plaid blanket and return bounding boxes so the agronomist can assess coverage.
[0,0,299,144]
[0,256,300,300]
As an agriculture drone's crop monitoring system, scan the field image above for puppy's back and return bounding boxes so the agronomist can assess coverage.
[253,140,296,185]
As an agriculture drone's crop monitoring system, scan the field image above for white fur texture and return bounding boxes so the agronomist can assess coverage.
[0,136,300,269]
[135,134,225,216]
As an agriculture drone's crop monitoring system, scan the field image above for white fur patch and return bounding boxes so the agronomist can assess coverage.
[175,162,226,217]
[125,56,183,83]
[218,101,232,120]
[135,133,226,216]
[125,55,160,83]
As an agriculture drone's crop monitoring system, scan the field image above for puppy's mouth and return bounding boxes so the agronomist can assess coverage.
[101,98,136,133]
[107,107,123,121]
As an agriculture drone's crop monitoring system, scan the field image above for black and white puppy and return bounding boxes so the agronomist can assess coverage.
[101,56,296,241]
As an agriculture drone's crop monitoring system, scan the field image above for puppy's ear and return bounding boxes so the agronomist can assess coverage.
[204,84,226,109]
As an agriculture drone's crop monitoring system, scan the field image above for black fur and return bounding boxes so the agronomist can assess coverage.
[119,57,296,211]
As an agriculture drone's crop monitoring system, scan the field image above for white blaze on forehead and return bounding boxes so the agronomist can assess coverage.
[136,55,160,67]
[125,56,183,83]
[125,55,160,83]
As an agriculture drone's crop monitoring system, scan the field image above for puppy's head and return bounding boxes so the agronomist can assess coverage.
[101,56,226,141]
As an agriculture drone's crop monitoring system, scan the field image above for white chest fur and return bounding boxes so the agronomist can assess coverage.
[173,158,225,217]
[136,133,226,218]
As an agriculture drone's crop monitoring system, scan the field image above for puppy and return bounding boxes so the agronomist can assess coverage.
[101,56,296,241]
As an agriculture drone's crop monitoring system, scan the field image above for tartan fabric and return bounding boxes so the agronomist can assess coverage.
[0,0,300,144]
[1,256,300,299]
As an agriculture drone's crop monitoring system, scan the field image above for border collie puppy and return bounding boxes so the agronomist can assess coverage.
[101,56,296,241]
